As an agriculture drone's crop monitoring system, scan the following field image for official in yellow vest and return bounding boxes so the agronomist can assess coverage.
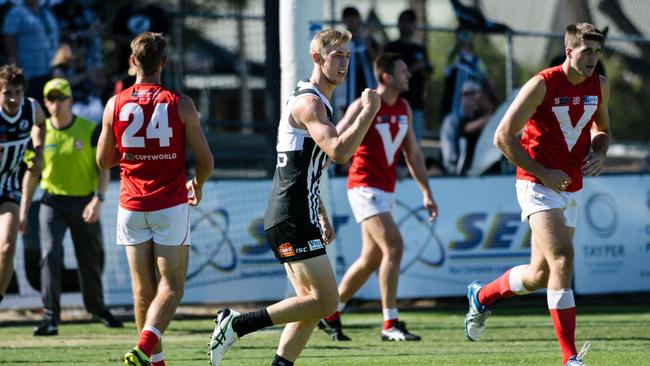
[23,78,123,336]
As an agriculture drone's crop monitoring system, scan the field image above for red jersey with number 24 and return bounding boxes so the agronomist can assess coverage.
[348,96,409,193]
[113,83,187,211]
[516,66,602,192]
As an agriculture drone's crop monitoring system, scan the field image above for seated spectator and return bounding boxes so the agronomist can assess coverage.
[333,6,378,119]
[0,0,14,65]
[440,78,496,175]
[112,0,169,90]
[50,41,103,123]
[51,0,106,93]
[440,28,493,122]
[384,9,433,142]
[3,0,59,106]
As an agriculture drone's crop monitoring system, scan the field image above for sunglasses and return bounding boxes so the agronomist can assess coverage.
[461,90,480,97]
[46,95,69,102]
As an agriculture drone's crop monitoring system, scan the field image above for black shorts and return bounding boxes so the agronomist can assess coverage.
[265,217,327,263]
[0,191,21,206]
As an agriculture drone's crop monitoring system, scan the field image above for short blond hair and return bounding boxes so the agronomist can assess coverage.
[309,29,351,56]
[565,23,604,48]
[130,32,167,76]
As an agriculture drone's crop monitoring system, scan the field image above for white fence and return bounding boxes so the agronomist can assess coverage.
[2,174,649,309]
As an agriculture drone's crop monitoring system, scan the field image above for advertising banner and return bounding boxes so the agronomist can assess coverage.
[2,174,648,309]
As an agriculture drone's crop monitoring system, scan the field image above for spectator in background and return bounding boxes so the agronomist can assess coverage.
[0,0,14,65]
[20,78,121,336]
[112,0,169,89]
[333,6,378,118]
[440,78,495,175]
[384,9,433,142]
[50,0,106,94]
[51,40,104,123]
[440,28,493,121]
[3,0,59,107]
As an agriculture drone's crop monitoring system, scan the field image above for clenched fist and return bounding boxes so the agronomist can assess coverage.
[361,88,381,114]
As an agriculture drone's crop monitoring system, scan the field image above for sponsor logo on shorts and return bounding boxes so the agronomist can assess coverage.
[308,239,324,251]
[278,242,295,258]
[296,247,308,254]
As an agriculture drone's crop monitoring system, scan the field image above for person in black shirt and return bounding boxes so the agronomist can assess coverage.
[384,9,433,141]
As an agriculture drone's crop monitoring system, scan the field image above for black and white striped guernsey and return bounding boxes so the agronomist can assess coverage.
[264,80,332,230]
[0,98,35,197]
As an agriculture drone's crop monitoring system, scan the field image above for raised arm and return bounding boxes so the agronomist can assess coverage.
[296,89,380,164]
[180,94,214,206]
[493,76,569,191]
[96,97,120,169]
[335,98,363,134]
[582,75,610,177]
[401,101,438,221]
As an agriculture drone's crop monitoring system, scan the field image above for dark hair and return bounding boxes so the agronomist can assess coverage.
[398,9,416,23]
[130,32,167,76]
[374,53,403,83]
[0,64,26,90]
[565,23,604,48]
[342,6,360,19]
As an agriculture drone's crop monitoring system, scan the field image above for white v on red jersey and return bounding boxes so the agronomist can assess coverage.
[347,96,409,193]
[113,83,187,211]
[517,65,602,192]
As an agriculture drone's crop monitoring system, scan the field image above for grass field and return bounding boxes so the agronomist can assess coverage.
[0,304,648,365]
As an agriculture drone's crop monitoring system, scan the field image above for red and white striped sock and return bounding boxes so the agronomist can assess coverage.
[382,308,398,330]
[548,289,577,364]
[137,325,161,357]
[478,265,530,307]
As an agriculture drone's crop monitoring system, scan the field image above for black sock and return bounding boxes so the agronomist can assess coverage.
[232,308,273,338]
[0,294,3,304]
[271,354,294,366]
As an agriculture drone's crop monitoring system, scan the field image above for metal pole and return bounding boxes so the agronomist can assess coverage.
[505,30,514,99]
[264,0,281,175]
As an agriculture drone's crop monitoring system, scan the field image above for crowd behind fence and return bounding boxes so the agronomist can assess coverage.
[2,1,648,177]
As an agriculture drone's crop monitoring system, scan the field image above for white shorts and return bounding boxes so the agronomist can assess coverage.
[117,203,191,246]
[515,179,580,228]
[347,186,395,223]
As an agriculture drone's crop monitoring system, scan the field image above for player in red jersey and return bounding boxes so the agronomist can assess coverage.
[96,32,213,366]
[464,23,609,366]
[319,53,438,342]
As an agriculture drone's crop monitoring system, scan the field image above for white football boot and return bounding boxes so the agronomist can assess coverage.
[209,308,240,365]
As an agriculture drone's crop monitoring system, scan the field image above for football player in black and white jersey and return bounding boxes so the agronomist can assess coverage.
[0,65,45,305]
[209,29,381,366]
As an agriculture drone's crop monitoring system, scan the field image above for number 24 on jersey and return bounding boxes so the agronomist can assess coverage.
[120,102,173,148]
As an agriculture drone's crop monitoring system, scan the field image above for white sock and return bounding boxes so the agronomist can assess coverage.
[142,325,162,340]
[337,302,346,312]
[382,308,398,321]
[150,352,164,363]
[509,264,531,295]
[547,289,575,310]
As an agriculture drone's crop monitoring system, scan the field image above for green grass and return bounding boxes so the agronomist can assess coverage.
[0,304,648,365]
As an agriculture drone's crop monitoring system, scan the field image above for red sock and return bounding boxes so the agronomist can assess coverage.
[136,329,160,357]
[324,311,340,322]
[152,361,166,366]
[478,269,517,307]
[548,289,577,363]
[383,318,398,330]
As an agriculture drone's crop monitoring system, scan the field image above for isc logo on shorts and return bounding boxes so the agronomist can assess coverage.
[278,242,295,258]
[308,239,324,251]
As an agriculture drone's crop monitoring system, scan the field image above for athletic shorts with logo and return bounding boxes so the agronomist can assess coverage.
[265,217,326,263]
